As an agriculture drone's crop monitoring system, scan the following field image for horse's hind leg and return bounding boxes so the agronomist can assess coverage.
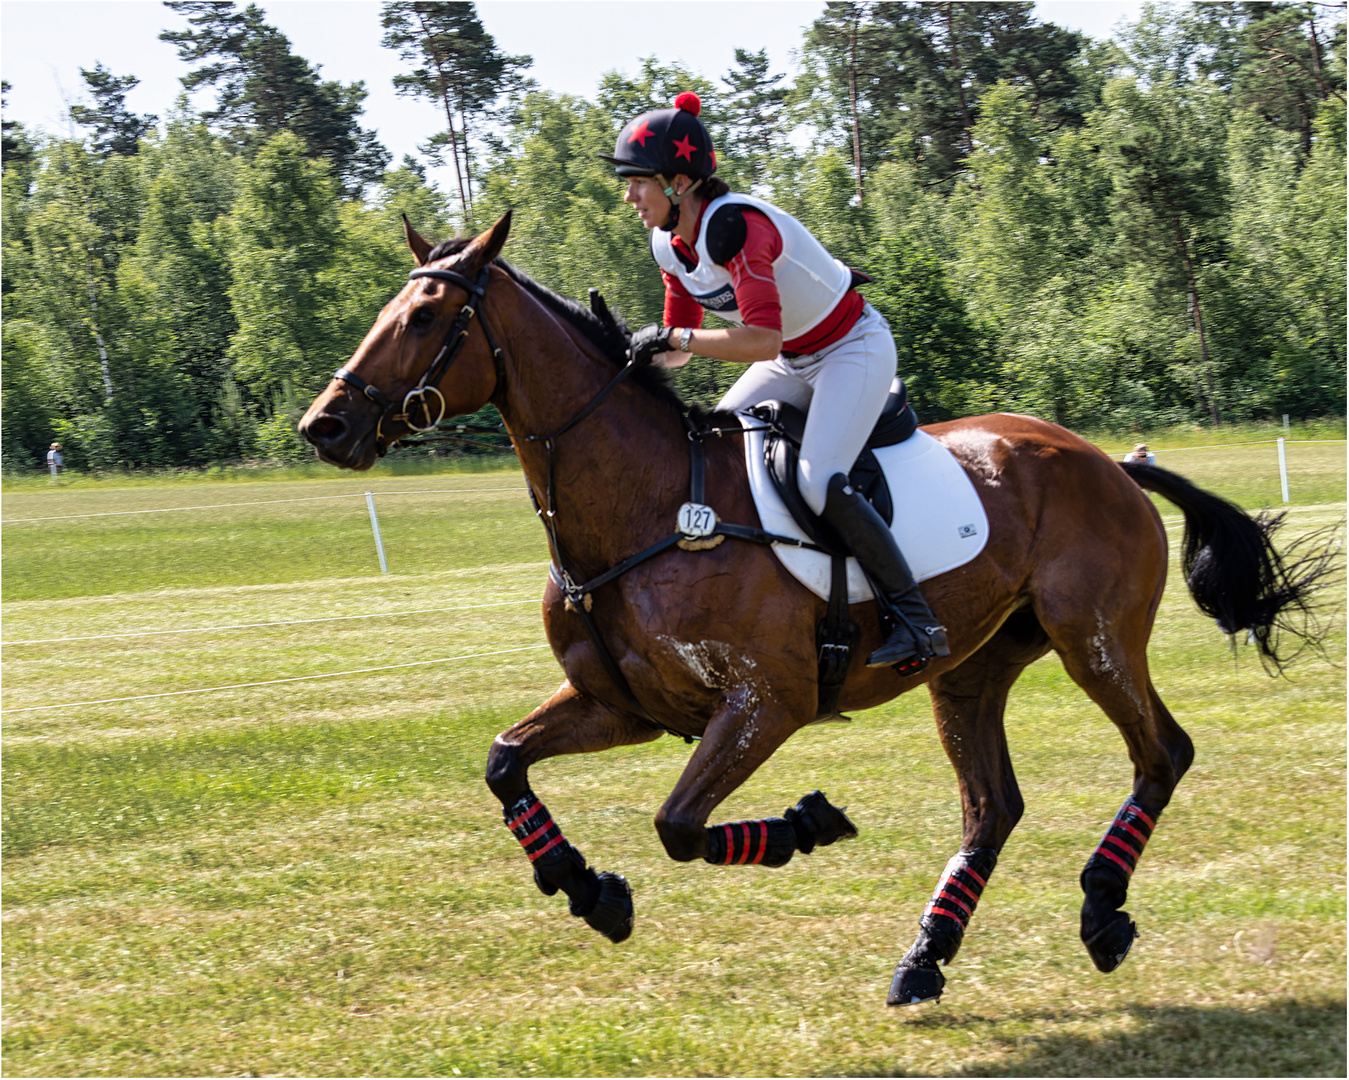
[1034,565,1195,973]
[485,680,663,943]
[890,608,1052,1006]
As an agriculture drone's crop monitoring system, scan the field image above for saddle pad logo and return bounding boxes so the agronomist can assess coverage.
[694,285,738,314]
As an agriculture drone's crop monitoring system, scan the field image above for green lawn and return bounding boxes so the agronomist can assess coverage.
[2,443,1344,1077]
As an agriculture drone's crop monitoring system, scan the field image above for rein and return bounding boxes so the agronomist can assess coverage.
[335,264,825,740]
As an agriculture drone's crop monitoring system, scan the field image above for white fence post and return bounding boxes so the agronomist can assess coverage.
[1276,437,1290,504]
[365,491,389,573]
[1283,413,1290,435]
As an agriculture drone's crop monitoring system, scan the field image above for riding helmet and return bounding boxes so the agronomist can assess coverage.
[598,91,717,183]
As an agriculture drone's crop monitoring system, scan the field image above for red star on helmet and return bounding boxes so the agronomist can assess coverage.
[672,134,697,161]
[628,120,653,146]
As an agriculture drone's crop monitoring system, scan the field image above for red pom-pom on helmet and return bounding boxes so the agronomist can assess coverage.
[673,91,702,116]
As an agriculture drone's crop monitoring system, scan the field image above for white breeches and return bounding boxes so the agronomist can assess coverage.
[717,303,897,515]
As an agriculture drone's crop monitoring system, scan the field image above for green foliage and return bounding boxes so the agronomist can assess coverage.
[801,1,1098,192]
[1,1,1344,476]
[720,48,789,192]
[861,236,993,421]
[224,132,342,405]
[0,320,58,468]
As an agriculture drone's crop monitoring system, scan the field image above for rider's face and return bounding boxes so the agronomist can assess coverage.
[624,176,671,229]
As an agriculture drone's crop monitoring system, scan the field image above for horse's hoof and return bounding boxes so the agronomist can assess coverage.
[786,790,859,853]
[581,872,634,944]
[886,963,945,1006]
[1083,913,1137,972]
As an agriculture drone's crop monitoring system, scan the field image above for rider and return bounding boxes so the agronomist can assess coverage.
[599,91,949,674]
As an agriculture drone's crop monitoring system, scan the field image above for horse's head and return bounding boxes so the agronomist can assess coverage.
[299,212,513,470]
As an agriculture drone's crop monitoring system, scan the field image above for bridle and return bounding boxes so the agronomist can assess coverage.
[332,264,505,456]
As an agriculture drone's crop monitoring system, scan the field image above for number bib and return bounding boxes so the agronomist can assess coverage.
[677,502,718,539]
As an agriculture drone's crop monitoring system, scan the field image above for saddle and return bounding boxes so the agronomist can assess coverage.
[749,379,920,721]
[750,377,919,556]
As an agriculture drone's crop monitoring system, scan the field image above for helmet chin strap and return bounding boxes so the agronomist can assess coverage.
[656,174,702,232]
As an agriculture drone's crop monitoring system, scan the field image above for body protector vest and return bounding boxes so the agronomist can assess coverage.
[649,193,852,342]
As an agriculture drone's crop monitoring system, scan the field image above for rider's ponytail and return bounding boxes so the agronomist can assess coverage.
[701,177,731,201]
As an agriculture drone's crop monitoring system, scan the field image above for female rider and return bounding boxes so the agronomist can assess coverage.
[600,92,949,675]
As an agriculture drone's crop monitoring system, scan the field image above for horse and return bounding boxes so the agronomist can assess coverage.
[298,212,1333,1005]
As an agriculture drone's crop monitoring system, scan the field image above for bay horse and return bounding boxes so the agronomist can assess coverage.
[299,213,1332,1005]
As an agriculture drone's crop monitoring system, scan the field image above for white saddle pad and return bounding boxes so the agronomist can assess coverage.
[740,415,989,602]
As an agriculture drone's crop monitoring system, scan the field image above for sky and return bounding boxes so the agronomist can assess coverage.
[1,0,1146,193]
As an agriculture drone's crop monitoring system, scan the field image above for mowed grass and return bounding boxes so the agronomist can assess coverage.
[2,444,1345,1077]
[0,469,544,602]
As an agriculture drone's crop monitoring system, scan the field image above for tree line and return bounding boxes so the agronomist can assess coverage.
[2,0,1344,471]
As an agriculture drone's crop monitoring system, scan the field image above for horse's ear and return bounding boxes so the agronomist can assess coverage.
[403,214,434,267]
[463,210,513,270]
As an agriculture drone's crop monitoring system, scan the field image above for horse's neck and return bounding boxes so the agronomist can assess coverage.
[494,297,689,576]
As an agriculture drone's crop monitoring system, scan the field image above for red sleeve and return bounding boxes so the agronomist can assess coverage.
[726,209,782,332]
[662,269,705,330]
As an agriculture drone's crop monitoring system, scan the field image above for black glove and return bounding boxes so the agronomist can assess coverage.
[629,323,674,366]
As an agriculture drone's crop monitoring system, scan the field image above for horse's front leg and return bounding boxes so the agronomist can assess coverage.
[485,679,663,943]
[653,690,857,869]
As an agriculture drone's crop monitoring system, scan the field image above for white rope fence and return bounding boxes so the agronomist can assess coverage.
[1,486,521,524]
[0,597,538,646]
[1145,438,1346,453]
[1119,437,1345,504]
[0,642,552,715]
[8,439,1343,525]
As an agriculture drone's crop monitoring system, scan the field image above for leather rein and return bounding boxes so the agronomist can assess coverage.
[330,263,826,740]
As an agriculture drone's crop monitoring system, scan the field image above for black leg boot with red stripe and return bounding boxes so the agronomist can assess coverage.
[1080,797,1159,972]
[503,788,634,943]
[704,790,858,868]
[888,847,997,1006]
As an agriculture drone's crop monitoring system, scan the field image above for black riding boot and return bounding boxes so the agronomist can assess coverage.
[821,473,950,672]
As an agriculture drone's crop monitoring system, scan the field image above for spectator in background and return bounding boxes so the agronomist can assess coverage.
[46,442,63,480]
[1123,443,1156,465]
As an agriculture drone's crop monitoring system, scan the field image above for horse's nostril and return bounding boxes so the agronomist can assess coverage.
[304,414,347,445]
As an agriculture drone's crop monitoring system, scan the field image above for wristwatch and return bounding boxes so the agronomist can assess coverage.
[678,327,693,353]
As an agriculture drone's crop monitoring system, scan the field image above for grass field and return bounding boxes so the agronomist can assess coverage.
[2,435,1345,1077]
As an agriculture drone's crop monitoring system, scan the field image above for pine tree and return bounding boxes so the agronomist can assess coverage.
[160,1,389,196]
[721,49,790,192]
[380,1,532,223]
[68,64,158,157]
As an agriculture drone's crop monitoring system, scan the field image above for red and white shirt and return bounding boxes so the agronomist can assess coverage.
[652,192,864,355]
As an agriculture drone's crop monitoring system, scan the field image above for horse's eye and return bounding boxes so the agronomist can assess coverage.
[411,305,436,327]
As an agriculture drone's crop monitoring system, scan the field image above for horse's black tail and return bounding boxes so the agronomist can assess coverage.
[1123,462,1342,674]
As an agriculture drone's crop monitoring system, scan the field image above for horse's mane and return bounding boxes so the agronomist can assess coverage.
[426,238,688,412]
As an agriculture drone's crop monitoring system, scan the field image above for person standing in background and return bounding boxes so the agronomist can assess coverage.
[46,442,64,481]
